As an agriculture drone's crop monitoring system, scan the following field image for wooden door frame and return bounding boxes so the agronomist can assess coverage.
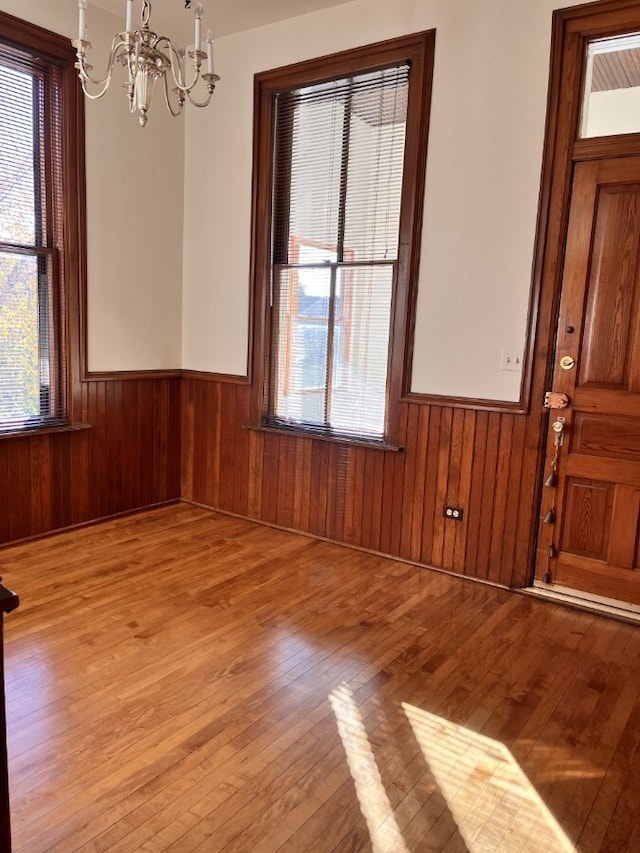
[520,0,640,589]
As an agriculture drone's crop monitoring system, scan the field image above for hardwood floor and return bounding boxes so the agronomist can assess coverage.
[0,503,639,851]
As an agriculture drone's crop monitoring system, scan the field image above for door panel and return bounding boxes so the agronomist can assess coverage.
[578,184,640,389]
[536,157,640,604]
[573,413,640,460]
[560,478,612,560]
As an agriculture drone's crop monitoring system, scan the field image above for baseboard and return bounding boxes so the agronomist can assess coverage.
[0,499,181,552]
[179,498,510,593]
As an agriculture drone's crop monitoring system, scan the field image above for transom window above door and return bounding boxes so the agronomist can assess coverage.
[581,33,640,138]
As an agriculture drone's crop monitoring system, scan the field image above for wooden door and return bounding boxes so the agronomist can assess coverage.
[536,156,640,605]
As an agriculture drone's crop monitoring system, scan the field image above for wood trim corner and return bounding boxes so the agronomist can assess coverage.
[401,391,527,414]
[181,369,250,385]
[82,369,182,383]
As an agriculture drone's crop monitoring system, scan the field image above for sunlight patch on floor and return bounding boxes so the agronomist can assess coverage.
[402,702,576,852]
[329,683,408,853]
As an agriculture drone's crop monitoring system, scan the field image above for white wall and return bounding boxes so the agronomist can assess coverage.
[584,87,640,137]
[0,0,184,371]
[182,0,591,400]
[2,0,599,390]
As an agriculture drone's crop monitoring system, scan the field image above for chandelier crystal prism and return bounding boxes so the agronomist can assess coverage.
[73,0,219,126]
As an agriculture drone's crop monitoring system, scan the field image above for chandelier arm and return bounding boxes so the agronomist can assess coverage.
[184,88,215,109]
[157,38,203,92]
[164,39,190,89]
[162,69,185,117]
[75,34,126,93]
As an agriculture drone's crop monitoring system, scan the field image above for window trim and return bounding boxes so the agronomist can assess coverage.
[248,31,435,445]
[0,10,86,434]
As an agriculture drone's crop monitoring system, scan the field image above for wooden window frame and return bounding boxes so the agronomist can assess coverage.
[248,31,435,445]
[0,11,86,437]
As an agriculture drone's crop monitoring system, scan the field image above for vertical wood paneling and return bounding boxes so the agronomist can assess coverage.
[8,442,30,543]
[378,450,395,555]
[464,411,488,575]
[276,434,296,530]
[476,413,502,580]
[409,405,430,563]
[499,414,527,586]
[389,403,409,557]
[29,435,52,535]
[180,377,540,588]
[359,448,375,550]
[50,432,71,531]
[218,384,237,512]
[261,433,280,526]
[442,408,465,571]
[247,428,264,520]
[90,382,106,520]
[233,386,251,518]
[326,444,347,544]
[105,381,121,516]
[367,450,384,554]
[420,405,441,566]
[488,415,514,584]
[192,380,209,507]
[292,436,311,531]
[400,403,420,558]
[9,372,544,590]
[309,442,329,537]
[137,381,155,513]
[431,407,453,569]
[211,382,223,508]
[453,410,477,573]
[180,378,195,501]
[343,447,362,546]
[0,377,181,547]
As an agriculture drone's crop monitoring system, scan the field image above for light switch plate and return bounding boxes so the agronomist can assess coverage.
[501,349,523,371]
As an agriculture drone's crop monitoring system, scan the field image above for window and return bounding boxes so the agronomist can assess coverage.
[580,33,640,138]
[0,13,84,434]
[250,32,434,444]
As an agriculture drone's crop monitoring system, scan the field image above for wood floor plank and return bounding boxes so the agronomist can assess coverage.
[0,504,638,852]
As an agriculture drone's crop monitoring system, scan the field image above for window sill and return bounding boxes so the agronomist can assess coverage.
[244,423,403,452]
[0,422,91,442]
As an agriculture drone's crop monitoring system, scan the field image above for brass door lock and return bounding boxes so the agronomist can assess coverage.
[552,418,566,446]
[543,391,569,409]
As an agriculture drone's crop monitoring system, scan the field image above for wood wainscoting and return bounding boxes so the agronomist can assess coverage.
[0,373,542,587]
[0,377,181,546]
[181,378,540,589]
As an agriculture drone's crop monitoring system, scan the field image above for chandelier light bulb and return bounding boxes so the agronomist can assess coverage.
[77,0,88,41]
[194,3,204,52]
[206,29,214,74]
[125,0,134,33]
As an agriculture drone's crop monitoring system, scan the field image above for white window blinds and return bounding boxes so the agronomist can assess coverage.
[268,64,409,441]
[0,44,65,433]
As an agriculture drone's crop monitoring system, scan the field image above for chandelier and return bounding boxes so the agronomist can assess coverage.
[73,0,219,126]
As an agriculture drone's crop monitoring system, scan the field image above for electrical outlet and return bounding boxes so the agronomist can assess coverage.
[501,349,523,371]
[443,506,464,521]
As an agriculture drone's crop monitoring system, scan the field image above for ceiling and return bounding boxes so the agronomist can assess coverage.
[89,0,355,40]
